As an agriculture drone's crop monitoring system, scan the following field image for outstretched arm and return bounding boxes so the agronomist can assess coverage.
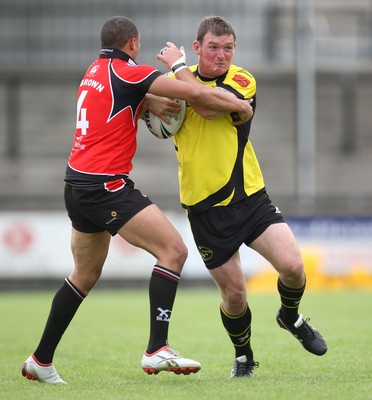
[149,75,253,125]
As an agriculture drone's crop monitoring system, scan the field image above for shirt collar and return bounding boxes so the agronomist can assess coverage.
[194,67,229,82]
[99,48,137,65]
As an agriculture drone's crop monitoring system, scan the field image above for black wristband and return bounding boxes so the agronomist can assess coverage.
[171,62,187,73]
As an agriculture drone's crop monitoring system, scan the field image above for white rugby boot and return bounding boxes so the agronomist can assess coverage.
[141,345,201,375]
[22,354,66,384]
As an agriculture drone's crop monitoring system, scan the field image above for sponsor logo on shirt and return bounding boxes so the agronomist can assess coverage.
[232,74,250,87]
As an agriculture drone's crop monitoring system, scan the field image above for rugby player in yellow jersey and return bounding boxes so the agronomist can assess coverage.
[156,16,327,378]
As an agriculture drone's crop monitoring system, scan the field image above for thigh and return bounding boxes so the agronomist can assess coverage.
[117,203,187,271]
[249,222,303,274]
[209,252,246,293]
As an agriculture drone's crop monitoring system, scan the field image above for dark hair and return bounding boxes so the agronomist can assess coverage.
[196,16,236,43]
[100,16,139,48]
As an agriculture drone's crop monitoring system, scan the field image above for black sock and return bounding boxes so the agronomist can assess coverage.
[33,278,85,364]
[277,278,305,324]
[146,265,180,354]
[220,303,254,360]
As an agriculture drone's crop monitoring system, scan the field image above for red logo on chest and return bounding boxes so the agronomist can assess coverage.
[232,74,250,87]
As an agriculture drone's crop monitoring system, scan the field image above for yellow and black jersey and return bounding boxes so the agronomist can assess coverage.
[173,64,265,213]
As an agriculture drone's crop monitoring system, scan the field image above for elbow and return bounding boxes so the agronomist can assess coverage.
[195,108,221,119]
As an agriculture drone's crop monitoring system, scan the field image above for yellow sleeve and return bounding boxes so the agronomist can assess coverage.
[226,66,256,99]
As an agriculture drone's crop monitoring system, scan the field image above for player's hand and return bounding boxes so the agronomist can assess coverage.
[157,42,186,71]
[143,94,181,124]
[232,99,253,126]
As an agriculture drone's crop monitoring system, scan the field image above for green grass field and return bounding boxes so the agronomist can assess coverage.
[1,288,371,400]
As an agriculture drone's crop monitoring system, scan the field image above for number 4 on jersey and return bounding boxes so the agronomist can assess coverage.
[76,90,89,135]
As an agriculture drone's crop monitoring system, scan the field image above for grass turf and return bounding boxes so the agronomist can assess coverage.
[0,288,371,400]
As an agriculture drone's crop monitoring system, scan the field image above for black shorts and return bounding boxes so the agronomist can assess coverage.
[187,189,285,269]
[64,177,153,236]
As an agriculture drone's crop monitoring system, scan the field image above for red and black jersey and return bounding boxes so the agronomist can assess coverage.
[67,48,161,179]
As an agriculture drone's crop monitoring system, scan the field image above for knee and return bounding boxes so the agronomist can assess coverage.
[161,238,188,273]
[69,266,102,295]
[222,285,247,314]
[279,258,305,285]
[172,240,188,269]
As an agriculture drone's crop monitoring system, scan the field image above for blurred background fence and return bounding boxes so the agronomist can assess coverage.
[0,0,371,215]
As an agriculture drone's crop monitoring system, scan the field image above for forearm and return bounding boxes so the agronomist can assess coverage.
[177,75,251,120]
[170,70,222,118]
[172,69,238,118]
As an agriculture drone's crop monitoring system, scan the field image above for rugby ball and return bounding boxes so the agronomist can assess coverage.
[144,99,186,139]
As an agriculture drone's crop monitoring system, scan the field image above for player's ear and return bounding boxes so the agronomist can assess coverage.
[129,37,136,50]
[193,40,200,55]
